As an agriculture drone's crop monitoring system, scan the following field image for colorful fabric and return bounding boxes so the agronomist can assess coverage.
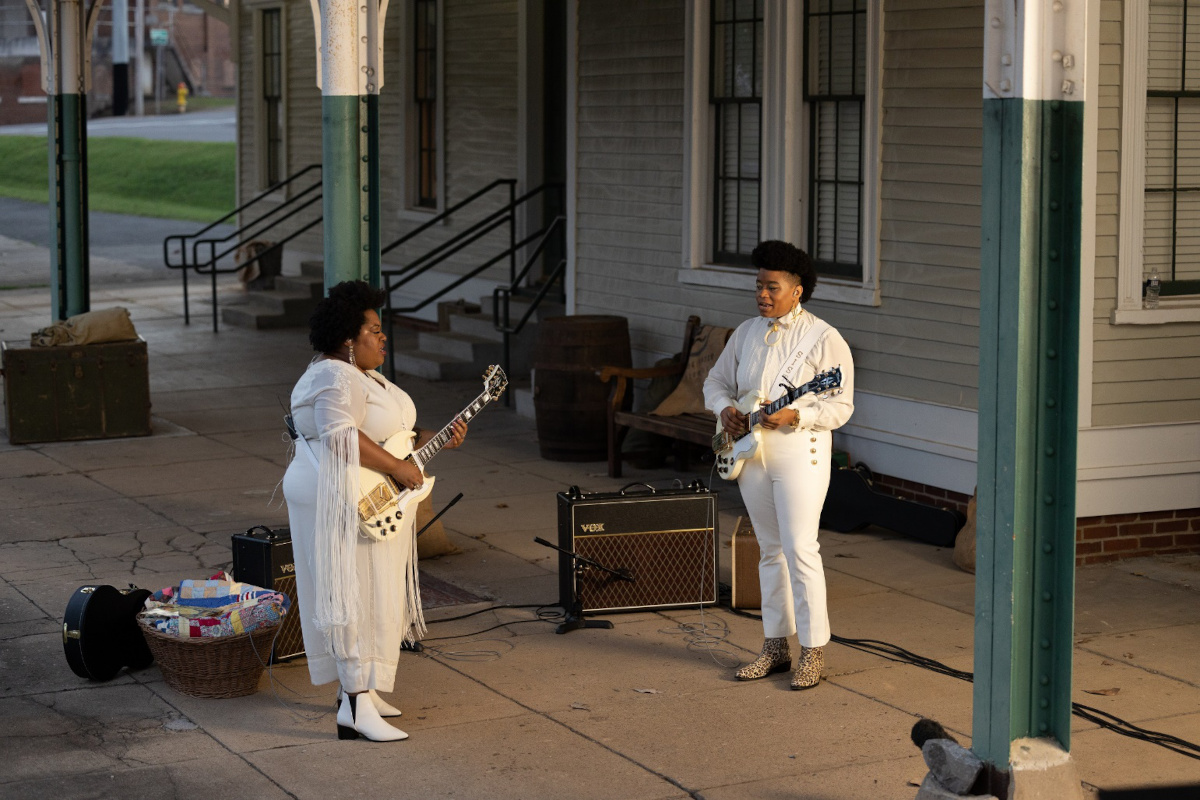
[138,578,290,638]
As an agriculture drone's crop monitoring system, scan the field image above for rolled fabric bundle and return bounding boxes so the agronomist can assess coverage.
[30,307,138,347]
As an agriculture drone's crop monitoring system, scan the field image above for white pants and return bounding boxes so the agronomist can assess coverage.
[737,427,832,647]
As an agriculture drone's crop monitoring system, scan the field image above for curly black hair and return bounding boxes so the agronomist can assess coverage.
[308,280,388,354]
[751,240,817,304]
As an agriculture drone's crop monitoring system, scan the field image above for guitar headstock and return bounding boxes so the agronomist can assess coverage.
[482,365,508,400]
[802,366,842,396]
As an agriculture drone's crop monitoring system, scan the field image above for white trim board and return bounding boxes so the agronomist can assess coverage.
[832,393,1200,517]
[834,391,979,496]
[1077,422,1200,516]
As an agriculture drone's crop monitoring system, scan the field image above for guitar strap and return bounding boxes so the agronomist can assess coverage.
[768,317,831,397]
[296,430,321,472]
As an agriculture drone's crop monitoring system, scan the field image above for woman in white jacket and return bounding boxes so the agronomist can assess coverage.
[284,281,466,740]
[703,241,854,689]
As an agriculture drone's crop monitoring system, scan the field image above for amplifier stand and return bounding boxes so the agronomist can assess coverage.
[534,536,626,634]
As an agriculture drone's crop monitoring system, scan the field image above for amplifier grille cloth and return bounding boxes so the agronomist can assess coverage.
[575,528,715,611]
[272,575,304,661]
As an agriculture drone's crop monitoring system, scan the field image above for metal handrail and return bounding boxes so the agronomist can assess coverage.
[492,216,568,393]
[163,164,322,331]
[382,182,565,383]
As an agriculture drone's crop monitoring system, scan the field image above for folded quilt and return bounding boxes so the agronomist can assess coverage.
[139,579,290,638]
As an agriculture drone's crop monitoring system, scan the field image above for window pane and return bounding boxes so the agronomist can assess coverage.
[806,1,865,277]
[711,0,762,263]
[1149,0,1185,91]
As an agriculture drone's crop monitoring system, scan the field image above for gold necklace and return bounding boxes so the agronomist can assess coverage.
[763,305,804,346]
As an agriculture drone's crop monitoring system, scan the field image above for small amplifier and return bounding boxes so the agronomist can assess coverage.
[231,525,304,662]
[556,482,718,614]
[730,516,761,609]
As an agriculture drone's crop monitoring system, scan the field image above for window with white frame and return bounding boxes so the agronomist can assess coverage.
[682,0,880,305]
[1117,0,1200,323]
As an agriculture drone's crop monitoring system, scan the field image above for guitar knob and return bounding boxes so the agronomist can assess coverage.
[385,516,391,523]
[390,525,397,532]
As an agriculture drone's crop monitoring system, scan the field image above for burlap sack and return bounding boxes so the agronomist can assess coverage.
[30,307,138,347]
[416,495,460,559]
[952,490,977,574]
[650,324,733,417]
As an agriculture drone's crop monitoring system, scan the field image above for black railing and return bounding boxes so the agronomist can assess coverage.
[382,182,566,392]
[163,164,323,332]
[492,215,567,387]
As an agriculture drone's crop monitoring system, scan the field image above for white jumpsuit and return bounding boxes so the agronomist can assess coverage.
[283,358,425,692]
[703,311,854,647]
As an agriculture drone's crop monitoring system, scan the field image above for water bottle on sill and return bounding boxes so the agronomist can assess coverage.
[1145,269,1161,309]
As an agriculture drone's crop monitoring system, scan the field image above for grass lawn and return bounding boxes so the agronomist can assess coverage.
[0,136,235,223]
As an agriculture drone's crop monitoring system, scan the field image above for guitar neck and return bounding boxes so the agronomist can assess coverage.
[746,391,798,432]
[413,391,491,467]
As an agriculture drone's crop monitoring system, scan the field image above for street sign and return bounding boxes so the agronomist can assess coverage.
[149,28,168,47]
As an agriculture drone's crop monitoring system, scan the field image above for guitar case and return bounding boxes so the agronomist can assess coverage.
[62,584,154,681]
[820,464,965,548]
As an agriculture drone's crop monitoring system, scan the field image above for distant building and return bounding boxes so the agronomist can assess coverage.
[0,0,233,126]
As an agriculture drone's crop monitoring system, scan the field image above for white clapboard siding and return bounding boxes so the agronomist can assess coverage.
[1094,0,1200,426]
[825,0,984,408]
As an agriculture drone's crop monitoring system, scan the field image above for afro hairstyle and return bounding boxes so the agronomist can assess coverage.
[308,280,388,354]
[751,240,817,304]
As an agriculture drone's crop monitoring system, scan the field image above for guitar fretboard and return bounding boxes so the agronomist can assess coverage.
[413,392,491,468]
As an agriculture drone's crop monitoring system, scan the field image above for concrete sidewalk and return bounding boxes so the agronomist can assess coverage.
[1,276,1199,799]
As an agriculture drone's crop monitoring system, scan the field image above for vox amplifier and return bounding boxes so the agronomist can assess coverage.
[556,482,718,614]
[231,525,304,662]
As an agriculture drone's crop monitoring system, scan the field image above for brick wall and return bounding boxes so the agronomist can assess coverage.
[868,471,1200,566]
[871,471,972,515]
[1075,509,1200,565]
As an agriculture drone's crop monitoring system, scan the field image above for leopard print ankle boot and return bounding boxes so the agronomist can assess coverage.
[735,637,791,681]
[790,645,824,690]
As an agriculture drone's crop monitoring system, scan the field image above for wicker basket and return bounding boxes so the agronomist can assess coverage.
[141,623,279,699]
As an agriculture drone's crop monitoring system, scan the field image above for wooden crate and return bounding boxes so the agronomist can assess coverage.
[2,338,151,444]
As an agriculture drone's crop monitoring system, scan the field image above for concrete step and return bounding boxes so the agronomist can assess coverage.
[418,330,504,362]
[220,291,319,329]
[512,382,535,420]
[300,259,324,279]
[275,273,323,298]
[389,349,489,381]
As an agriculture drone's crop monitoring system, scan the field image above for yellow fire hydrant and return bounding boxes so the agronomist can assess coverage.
[176,82,188,113]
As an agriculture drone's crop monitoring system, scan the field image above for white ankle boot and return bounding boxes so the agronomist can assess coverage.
[336,687,402,717]
[337,693,408,742]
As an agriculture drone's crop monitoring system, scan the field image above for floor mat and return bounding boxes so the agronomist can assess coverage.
[420,574,486,610]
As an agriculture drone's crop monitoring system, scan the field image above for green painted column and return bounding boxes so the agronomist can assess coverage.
[316,0,384,293]
[974,1,1087,769]
[322,94,367,288]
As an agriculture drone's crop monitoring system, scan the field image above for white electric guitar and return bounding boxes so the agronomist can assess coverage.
[357,365,507,541]
[712,367,842,481]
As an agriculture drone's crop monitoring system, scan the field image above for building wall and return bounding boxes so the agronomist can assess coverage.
[573,0,985,415]
[1093,0,1200,427]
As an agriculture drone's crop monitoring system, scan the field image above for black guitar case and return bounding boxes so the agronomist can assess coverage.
[62,584,154,681]
[820,464,965,548]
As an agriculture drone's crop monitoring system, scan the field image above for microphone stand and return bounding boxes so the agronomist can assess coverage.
[534,536,634,634]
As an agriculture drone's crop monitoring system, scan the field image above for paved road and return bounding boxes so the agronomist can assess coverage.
[0,196,235,287]
[0,107,235,143]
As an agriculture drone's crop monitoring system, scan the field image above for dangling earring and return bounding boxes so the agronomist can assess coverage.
[348,343,356,367]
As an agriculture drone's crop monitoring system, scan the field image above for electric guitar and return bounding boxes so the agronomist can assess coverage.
[357,365,507,541]
[712,366,842,481]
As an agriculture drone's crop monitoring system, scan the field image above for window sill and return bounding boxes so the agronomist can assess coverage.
[396,207,443,224]
[678,265,881,306]
[1110,302,1200,325]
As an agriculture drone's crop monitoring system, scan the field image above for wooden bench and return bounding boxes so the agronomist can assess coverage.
[598,316,720,478]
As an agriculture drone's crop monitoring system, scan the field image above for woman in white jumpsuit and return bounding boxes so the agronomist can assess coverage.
[703,241,854,690]
[284,281,466,741]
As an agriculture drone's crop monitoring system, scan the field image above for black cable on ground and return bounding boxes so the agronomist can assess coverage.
[722,599,1200,761]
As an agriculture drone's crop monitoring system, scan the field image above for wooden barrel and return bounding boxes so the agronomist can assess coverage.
[534,315,631,461]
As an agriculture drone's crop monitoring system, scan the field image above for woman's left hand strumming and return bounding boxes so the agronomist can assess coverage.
[445,417,468,449]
